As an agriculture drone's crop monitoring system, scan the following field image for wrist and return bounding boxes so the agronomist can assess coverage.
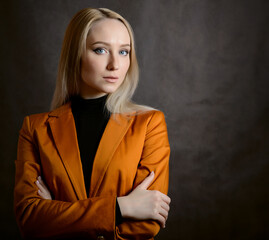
[117,196,131,218]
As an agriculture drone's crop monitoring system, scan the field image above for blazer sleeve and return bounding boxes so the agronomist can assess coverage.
[116,111,170,240]
[14,116,116,239]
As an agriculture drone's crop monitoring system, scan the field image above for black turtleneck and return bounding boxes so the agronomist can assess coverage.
[71,95,110,194]
[71,95,122,225]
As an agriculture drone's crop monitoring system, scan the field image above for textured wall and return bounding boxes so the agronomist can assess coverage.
[1,0,269,239]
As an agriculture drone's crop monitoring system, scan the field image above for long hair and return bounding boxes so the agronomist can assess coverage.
[51,7,152,114]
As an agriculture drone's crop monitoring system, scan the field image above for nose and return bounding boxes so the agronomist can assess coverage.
[107,53,119,71]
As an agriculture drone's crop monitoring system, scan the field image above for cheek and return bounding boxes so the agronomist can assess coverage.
[81,66,95,83]
[121,59,130,76]
[81,58,92,77]
[81,56,105,77]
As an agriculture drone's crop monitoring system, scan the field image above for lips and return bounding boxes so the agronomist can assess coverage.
[103,76,119,83]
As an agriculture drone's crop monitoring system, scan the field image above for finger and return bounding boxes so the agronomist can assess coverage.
[160,201,170,213]
[38,176,47,189]
[37,189,42,197]
[35,180,47,193]
[136,171,155,190]
[158,205,169,220]
[152,191,170,204]
[40,181,49,192]
[161,194,171,204]
[155,213,166,228]
[37,189,45,198]
[37,176,50,192]
[38,189,50,200]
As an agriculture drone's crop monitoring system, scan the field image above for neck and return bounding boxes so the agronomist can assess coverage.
[79,80,108,99]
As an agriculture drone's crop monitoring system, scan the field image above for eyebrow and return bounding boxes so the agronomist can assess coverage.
[91,41,131,47]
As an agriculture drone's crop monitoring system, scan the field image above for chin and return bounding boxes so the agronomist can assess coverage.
[101,86,120,94]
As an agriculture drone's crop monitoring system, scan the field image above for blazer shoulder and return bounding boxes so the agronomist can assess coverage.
[28,111,50,122]
[132,110,167,130]
[135,109,166,121]
[22,103,71,131]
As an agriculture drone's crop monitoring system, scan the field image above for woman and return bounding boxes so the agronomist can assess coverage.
[14,7,170,239]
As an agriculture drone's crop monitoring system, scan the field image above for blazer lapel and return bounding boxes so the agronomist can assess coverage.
[89,114,134,197]
[48,103,87,200]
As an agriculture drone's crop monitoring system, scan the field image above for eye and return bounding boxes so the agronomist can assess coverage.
[93,48,107,54]
[119,50,129,56]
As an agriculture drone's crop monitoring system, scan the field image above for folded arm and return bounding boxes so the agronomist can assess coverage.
[14,116,116,239]
[115,111,171,239]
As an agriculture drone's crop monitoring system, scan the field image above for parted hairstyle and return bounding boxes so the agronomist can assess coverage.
[51,7,152,114]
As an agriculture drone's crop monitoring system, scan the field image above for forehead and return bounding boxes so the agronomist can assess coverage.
[87,18,130,44]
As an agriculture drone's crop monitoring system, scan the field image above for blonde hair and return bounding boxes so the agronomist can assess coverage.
[51,7,152,114]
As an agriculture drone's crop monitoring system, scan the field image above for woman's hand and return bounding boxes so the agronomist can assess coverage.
[117,171,171,228]
[35,176,52,200]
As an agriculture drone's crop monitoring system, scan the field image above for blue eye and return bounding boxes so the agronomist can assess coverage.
[93,48,106,54]
[119,50,129,56]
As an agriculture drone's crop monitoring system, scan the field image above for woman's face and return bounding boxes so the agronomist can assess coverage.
[79,18,131,99]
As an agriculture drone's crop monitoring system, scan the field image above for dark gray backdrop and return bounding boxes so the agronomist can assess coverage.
[1,0,269,239]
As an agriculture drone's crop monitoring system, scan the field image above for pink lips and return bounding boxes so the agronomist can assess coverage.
[103,76,119,83]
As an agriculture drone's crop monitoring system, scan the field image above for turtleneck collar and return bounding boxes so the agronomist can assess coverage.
[71,95,109,114]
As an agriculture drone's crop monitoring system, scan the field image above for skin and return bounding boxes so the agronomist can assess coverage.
[36,18,171,228]
[117,172,171,228]
[79,18,131,99]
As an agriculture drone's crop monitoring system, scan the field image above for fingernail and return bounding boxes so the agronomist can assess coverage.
[38,176,41,180]
[150,171,154,175]
[36,180,39,184]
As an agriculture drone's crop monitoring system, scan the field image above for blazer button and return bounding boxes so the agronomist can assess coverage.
[97,236,105,240]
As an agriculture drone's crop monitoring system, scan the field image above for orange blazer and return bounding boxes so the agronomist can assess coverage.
[14,102,170,240]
